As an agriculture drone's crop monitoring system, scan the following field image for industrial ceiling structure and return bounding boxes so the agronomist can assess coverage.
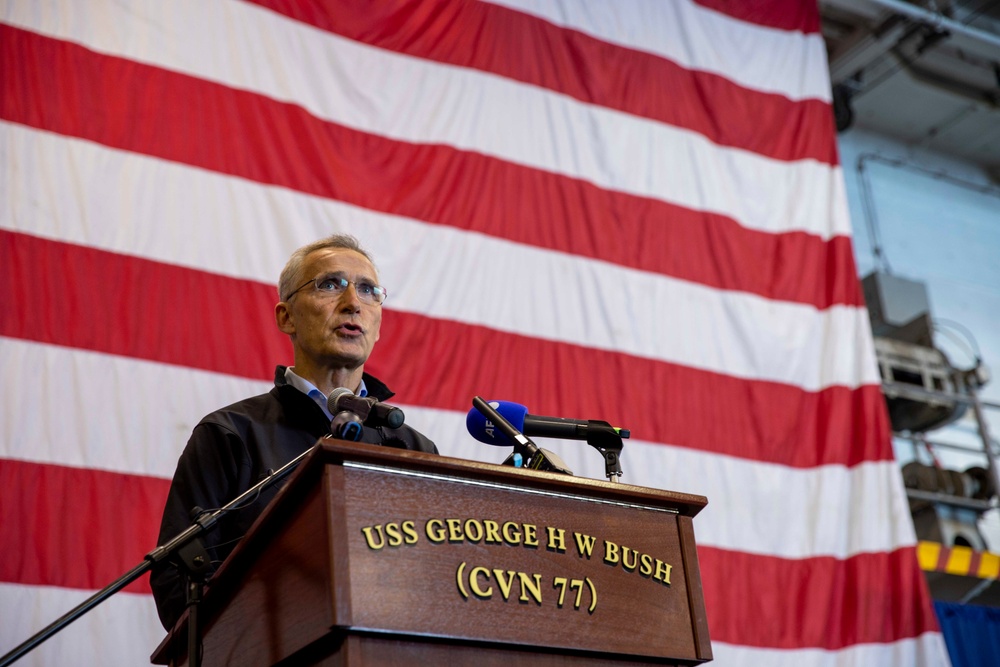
[820,0,1000,172]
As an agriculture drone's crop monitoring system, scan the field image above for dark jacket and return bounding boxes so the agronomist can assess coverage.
[150,366,436,630]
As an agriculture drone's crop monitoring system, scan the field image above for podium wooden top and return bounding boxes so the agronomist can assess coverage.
[154,441,710,665]
[306,440,707,514]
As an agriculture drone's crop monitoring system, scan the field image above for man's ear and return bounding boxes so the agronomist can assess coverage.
[275,301,295,335]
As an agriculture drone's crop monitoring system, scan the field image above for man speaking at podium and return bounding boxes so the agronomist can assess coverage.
[150,234,438,630]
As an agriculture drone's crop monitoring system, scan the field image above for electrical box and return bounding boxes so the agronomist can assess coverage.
[862,271,934,346]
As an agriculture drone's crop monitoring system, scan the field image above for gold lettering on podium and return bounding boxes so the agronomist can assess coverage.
[546,526,566,552]
[362,517,675,604]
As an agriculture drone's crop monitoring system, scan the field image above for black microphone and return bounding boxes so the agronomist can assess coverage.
[327,387,405,429]
[466,400,630,447]
[330,410,364,441]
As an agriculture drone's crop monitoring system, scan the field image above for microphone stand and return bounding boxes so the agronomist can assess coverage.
[582,421,624,483]
[0,444,319,667]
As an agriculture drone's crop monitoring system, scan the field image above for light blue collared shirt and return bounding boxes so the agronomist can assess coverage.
[283,367,368,420]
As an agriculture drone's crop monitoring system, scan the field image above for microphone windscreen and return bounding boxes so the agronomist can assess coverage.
[327,387,354,415]
[465,400,529,447]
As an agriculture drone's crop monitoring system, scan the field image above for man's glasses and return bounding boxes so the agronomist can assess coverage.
[286,273,387,305]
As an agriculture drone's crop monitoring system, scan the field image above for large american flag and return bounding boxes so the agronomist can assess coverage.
[1,1,950,665]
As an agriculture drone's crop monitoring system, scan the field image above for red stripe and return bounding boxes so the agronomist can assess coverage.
[693,0,821,34]
[375,313,894,469]
[1,231,892,469]
[935,545,951,571]
[0,458,931,647]
[247,0,837,164]
[967,550,982,578]
[698,545,939,649]
[0,231,290,380]
[0,458,168,594]
[0,24,861,310]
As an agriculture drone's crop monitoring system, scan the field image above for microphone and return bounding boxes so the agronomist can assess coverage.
[327,388,405,429]
[330,410,364,441]
[471,397,572,475]
[466,400,630,448]
[327,387,363,441]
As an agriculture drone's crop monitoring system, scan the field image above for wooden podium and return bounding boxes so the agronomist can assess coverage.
[152,441,711,666]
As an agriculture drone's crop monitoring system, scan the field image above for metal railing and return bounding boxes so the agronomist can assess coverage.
[886,380,1000,508]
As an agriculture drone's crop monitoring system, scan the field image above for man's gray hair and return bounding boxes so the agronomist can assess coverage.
[278,234,376,301]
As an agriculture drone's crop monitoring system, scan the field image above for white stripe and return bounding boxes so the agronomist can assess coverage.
[0,583,163,667]
[0,338,269,478]
[710,633,952,667]
[444,431,918,559]
[1,124,879,390]
[620,441,917,559]
[2,0,850,240]
[485,0,833,102]
[2,339,910,559]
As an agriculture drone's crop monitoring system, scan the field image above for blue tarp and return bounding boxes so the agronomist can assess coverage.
[935,600,1000,667]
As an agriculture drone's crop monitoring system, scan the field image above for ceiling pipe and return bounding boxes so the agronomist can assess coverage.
[828,14,911,85]
[861,0,1000,55]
